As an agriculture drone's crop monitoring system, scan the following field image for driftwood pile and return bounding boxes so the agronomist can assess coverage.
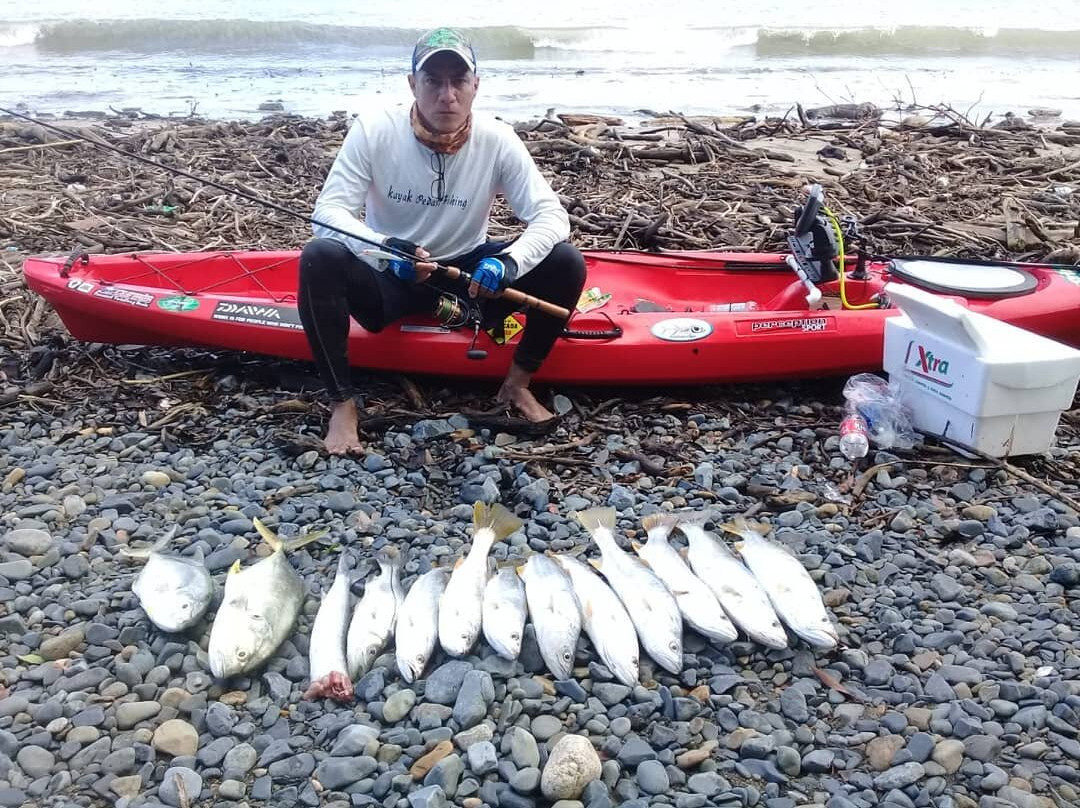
[1,103,1080,350]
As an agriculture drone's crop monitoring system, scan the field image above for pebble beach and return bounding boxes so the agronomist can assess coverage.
[2,102,1080,808]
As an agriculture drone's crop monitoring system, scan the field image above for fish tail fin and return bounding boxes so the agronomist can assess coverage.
[573,507,616,534]
[119,524,178,561]
[284,528,330,554]
[252,517,282,552]
[641,513,679,539]
[474,502,523,543]
[376,545,403,572]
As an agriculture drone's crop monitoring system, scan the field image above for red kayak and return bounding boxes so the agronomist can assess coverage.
[22,246,1080,385]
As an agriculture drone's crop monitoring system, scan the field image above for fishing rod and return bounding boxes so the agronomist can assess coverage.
[0,106,570,320]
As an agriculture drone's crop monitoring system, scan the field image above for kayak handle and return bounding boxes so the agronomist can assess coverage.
[562,311,623,340]
[562,325,624,340]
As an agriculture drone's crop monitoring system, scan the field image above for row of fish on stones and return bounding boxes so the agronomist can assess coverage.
[130,502,839,703]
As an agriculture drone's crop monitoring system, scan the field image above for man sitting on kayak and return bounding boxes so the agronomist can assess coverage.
[298,27,586,455]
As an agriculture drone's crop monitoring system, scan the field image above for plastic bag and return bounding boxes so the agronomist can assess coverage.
[842,373,918,450]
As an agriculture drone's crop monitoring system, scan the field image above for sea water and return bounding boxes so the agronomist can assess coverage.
[1,0,1078,123]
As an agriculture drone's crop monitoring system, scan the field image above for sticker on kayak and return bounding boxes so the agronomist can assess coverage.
[157,295,200,312]
[93,287,153,308]
[650,318,713,342]
[743,316,834,335]
[211,301,304,330]
[1057,268,1080,287]
[66,278,94,294]
[487,315,524,346]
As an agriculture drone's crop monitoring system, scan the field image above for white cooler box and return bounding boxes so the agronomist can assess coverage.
[882,282,1080,457]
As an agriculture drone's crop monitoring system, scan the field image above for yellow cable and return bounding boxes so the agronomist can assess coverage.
[824,206,878,310]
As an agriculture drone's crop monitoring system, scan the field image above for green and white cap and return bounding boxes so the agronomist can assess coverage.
[412,27,477,74]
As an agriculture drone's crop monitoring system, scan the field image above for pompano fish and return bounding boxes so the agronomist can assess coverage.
[347,546,404,679]
[636,515,738,643]
[518,554,581,680]
[574,508,684,674]
[553,554,639,686]
[208,518,326,678]
[482,565,528,660]
[124,526,214,633]
[678,517,788,650]
[304,553,354,702]
[439,503,522,657]
[395,567,450,683]
[724,517,839,649]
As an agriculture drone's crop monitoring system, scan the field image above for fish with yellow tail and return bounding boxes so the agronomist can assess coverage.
[573,507,683,675]
[723,517,839,650]
[517,554,581,680]
[208,518,327,679]
[440,502,523,657]
[677,516,788,650]
[552,553,640,686]
[636,514,738,643]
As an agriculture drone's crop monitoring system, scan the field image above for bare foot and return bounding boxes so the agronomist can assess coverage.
[325,399,363,456]
[497,363,555,423]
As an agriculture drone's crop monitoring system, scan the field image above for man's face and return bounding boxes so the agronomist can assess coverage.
[408,52,479,134]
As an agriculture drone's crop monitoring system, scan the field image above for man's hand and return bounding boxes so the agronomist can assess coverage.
[469,254,517,299]
[384,237,436,283]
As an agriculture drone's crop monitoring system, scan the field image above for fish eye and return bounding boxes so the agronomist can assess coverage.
[510,632,520,641]
[237,650,248,659]
[562,651,572,662]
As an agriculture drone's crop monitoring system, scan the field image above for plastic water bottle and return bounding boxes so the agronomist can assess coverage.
[707,301,760,312]
[839,410,870,460]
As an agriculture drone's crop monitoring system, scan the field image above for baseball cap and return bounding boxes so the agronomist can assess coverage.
[411,27,477,74]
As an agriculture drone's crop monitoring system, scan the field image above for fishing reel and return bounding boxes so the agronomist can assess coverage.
[433,293,488,360]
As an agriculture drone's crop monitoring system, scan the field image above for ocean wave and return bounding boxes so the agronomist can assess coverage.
[9,19,537,56]
[5,19,1079,61]
[755,25,1080,57]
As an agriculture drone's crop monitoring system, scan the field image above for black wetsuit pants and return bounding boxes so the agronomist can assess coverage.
[296,238,586,400]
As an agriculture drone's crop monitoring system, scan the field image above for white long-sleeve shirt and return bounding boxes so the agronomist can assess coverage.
[311,106,570,277]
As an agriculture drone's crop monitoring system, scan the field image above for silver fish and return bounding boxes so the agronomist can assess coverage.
[482,565,528,660]
[207,518,326,679]
[574,507,684,674]
[395,567,450,684]
[636,515,738,643]
[553,554,639,686]
[725,517,839,649]
[347,546,404,679]
[679,518,788,650]
[518,554,581,680]
[125,526,213,633]
[439,503,522,657]
[304,553,354,702]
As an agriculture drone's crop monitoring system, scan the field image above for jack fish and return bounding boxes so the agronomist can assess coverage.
[207,518,325,679]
